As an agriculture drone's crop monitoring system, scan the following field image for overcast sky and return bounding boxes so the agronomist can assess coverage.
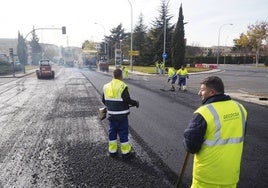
[1,0,267,48]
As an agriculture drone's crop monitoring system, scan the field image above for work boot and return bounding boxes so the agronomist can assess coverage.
[122,151,135,159]
[107,152,118,158]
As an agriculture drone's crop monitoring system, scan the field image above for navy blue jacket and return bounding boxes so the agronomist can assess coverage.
[102,87,137,120]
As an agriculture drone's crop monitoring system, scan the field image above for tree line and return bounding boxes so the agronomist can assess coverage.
[84,0,187,70]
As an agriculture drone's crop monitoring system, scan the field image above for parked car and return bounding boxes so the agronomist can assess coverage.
[36,59,55,79]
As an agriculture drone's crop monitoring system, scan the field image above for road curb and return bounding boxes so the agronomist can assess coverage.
[227,92,268,107]
[0,70,36,78]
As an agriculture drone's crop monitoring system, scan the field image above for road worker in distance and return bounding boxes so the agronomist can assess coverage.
[165,67,177,91]
[122,66,128,79]
[177,65,189,91]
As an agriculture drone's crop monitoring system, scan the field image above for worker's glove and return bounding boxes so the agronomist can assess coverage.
[135,100,139,108]
[167,78,170,83]
[187,75,189,79]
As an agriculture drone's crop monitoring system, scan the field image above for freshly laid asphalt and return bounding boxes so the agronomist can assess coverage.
[0,66,267,188]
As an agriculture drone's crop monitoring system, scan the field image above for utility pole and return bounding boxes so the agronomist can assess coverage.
[127,0,133,72]
[162,0,170,74]
[94,22,108,60]
[217,23,233,65]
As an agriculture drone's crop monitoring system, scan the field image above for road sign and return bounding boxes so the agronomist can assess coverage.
[115,49,122,67]
[129,50,139,56]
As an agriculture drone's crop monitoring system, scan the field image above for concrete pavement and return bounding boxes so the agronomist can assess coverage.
[0,70,36,78]
[192,68,268,106]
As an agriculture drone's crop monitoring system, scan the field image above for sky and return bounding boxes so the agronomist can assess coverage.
[1,0,267,48]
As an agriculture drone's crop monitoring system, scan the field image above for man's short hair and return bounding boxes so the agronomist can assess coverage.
[113,68,122,79]
[201,76,225,94]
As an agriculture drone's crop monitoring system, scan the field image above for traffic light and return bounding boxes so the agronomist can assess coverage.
[62,26,66,34]
[9,48,13,56]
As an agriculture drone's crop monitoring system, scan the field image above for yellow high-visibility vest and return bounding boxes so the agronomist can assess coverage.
[177,68,188,76]
[168,68,176,77]
[193,100,247,185]
[103,79,129,115]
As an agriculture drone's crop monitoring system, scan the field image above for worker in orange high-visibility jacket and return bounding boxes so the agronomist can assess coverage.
[102,69,139,159]
[183,76,247,188]
[177,65,189,91]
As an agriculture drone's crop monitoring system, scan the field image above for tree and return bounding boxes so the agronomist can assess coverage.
[29,27,42,65]
[171,3,186,69]
[233,33,252,64]
[133,13,148,65]
[17,31,28,73]
[233,21,268,65]
[106,23,128,60]
[82,40,96,50]
[247,21,268,65]
[149,0,173,66]
[42,45,59,60]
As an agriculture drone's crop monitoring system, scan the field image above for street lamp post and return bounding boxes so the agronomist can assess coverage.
[94,22,108,60]
[127,0,133,72]
[162,0,170,74]
[217,23,233,65]
[120,39,123,63]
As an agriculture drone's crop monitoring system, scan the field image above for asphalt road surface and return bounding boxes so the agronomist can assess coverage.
[83,65,268,188]
[0,67,174,187]
[0,65,267,188]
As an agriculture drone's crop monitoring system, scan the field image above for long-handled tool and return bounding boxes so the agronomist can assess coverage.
[176,152,190,188]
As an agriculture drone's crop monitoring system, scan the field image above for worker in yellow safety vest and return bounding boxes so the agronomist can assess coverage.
[165,67,177,91]
[159,63,164,74]
[122,66,128,79]
[177,65,189,91]
[102,69,139,159]
[183,76,247,188]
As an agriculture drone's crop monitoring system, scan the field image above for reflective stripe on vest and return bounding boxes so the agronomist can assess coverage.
[107,109,130,115]
[203,102,246,147]
[105,98,123,101]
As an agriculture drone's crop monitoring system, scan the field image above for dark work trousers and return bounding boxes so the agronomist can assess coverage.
[108,117,129,143]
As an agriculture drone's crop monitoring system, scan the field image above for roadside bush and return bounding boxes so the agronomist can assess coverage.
[265,56,268,66]
[0,62,12,75]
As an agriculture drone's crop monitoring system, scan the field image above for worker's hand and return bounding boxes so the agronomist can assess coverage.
[167,78,170,83]
[135,101,139,108]
[187,75,189,79]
